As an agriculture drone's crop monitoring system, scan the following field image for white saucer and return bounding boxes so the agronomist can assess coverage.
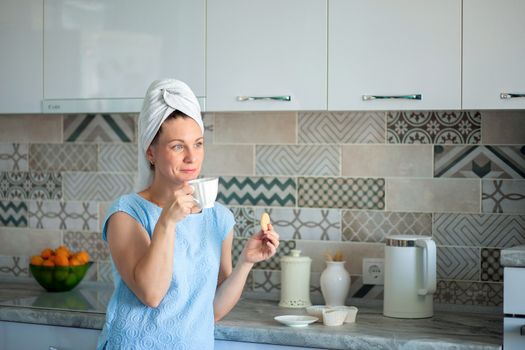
[274,315,318,327]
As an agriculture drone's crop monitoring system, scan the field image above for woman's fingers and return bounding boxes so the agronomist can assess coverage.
[265,239,277,256]
[263,232,279,248]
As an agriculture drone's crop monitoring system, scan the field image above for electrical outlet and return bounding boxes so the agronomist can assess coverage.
[362,258,385,285]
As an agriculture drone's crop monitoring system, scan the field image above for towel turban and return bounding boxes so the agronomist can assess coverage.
[135,79,204,192]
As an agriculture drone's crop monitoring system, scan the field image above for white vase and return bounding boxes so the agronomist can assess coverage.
[320,261,351,306]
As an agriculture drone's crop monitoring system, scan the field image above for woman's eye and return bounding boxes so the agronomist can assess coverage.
[195,142,204,149]
[172,144,184,151]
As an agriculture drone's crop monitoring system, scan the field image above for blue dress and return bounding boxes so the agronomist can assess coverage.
[96,193,235,350]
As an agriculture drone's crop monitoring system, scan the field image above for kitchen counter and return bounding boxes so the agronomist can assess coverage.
[0,282,502,350]
[500,245,525,267]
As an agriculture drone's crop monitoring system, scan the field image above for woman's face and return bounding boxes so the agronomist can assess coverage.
[148,117,204,186]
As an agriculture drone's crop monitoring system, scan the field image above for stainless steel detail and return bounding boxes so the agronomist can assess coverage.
[236,95,291,102]
[362,94,422,101]
[385,238,418,247]
[500,93,525,99]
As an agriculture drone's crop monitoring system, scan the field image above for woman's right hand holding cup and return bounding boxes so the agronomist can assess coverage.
[161,183,200,225]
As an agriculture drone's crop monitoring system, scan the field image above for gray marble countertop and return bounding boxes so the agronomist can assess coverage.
[501,245,525,267]
[0,282,502,350]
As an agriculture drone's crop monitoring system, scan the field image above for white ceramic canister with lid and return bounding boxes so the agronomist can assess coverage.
[279,249,312,308]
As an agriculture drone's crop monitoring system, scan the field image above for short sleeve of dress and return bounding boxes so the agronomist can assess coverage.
[213,203,235,241]
[101,194,148,242]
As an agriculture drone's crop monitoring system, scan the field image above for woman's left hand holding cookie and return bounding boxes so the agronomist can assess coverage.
[241,224,280,264]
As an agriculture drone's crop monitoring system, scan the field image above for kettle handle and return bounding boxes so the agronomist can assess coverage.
[416,238,436,295]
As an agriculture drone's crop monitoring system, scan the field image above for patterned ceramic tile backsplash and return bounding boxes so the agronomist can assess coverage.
[1,110,524,310]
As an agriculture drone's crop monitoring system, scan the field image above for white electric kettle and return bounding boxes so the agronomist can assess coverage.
[383,235,436,319]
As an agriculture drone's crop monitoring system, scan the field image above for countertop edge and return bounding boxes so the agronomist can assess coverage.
[0,301,503,350]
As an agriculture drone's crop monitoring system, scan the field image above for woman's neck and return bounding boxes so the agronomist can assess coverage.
[139,180,184,208]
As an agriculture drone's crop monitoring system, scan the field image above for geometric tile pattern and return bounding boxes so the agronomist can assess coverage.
[387,111,481,144]
[202,113,214,141]
[254,207,341,241]
[231,238,247,267]
[97,261,114,283]
[29,144,98,171]
[0,201,27,227]
[231,238,296,271]
[434,280,503,307]
[63,172,134,201]
[252,269,281,293]
[218,176,296,207]
[481,248,503,282]
[482,179,525,214]
[298,177,385,209]
[298,111,386,144]
[28,200,98,231]
[63,114,135,143]
[0,144,28,171]
[434,145,525,179]
[0,255,29,277]
[437,247,479,281]
[433,213,525,248]
[256,145,339,176]
[342,211,432,242]
[0,172,62,200]
[229,206,256,238]
[63,231,110,261]
[98,144,137,172]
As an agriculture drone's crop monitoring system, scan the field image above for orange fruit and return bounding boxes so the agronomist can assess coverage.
[76,251,90,264]
[41,248,53,259]
[69,257,83,266]
[55,247,70,258]
[42,259,55,267]
[57,245,69,252]
[30,255,44,266]
[54,254,69,267]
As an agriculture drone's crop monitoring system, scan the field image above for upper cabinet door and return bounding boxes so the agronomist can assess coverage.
[0,0,43,113]
[44,0,205,100]
[463,0,525,109]
[207,0,327,111]
[328,0,461,110]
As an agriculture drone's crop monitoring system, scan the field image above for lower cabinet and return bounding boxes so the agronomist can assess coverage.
[0,321,100,349]
[215,340,325,350]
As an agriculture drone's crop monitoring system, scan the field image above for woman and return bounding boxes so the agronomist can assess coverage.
[97,79,280,349]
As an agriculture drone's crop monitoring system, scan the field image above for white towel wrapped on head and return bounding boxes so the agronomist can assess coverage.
[135,79,204,192]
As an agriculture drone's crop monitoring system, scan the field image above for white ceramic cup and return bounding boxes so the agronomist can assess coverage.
[188,177,219,210]
[330,306,359,323]
[322,308,348,327]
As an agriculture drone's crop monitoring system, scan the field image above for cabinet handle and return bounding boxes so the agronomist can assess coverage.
[362,94,422,101]
[236,95,291,102]
[500,93,525,99]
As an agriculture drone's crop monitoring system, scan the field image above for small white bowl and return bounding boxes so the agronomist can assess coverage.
[322,308,348,326]
[305,305,330,321]
[329,306,359,323]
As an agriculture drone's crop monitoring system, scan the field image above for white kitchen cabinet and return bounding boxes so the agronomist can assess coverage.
[0,321,100,350]
[504,267,525,350]
[463,0,525,109]
[328,0,461,110]
[43,0,205,113]
[0,0,43,113]
[206,0,327,111]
